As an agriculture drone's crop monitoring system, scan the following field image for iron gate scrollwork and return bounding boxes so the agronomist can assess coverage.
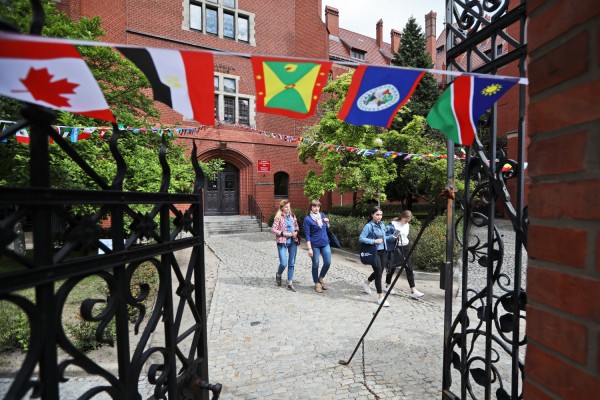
[442,1,528,399]
[0,3,221,399]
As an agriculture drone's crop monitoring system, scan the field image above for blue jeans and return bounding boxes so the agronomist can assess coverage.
[311,245,331,283]
[277,242,297,281]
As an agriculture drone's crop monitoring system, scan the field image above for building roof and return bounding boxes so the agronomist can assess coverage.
[329,28,394,66]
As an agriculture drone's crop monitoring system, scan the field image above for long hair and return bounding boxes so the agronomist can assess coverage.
[274,199,290,219]
[307,199,321,216]
[367,206,383,222]
[392,210,413,222]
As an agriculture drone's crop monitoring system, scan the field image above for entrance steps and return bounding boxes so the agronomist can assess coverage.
[204,215,269,236]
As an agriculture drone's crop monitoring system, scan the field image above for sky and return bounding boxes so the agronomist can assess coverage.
[321,0,446,39]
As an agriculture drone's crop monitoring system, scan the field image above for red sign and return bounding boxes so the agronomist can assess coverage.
[257,159,271,172]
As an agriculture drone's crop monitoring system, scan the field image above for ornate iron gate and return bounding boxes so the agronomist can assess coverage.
[0,3,221,399]
[442,1,528,399]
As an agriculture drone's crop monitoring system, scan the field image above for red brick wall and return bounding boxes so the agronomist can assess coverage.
[525,1,600,398]
[66,0,330,218]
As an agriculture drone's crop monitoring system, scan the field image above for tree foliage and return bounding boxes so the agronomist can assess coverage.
[391,16,441,134]
[299,72,398,206]
[0,0,223,203]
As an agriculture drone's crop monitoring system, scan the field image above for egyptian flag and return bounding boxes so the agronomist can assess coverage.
[251,56,331,118]
[338,66,425,128]
[426,75,517,146]
[117,47,214,125]
[0,34,115,122]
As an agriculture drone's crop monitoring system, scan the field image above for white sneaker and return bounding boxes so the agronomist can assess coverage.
[377,298,390,307]
[411,290,425,299]
[383,286,396,295]
[361,280,372,294]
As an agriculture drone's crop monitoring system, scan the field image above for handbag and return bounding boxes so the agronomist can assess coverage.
[359,224,377,265]
[360,242,377,265]
[326,227,341,249]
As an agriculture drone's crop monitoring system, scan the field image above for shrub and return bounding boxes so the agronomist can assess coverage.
[411,214,460,272]
[0,303,30,351]
[65,317,117,352]
[326,213,459,273]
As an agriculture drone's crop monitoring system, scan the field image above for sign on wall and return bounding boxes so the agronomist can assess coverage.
[257,159,271,172]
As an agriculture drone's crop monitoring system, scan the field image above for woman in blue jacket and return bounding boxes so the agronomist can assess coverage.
[359,206,394,307]
[303,200,331,293]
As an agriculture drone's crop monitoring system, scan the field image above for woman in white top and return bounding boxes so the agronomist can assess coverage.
[385,210,424,299]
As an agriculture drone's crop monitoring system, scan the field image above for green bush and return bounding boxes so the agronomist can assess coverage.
[65,317,116,352]
[0,303,30,351]
[326,213,458,273]
[411,214,460,272]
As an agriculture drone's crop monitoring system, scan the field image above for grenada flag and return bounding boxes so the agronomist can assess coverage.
[251,56,331,118]
[426,75,517,146]
[0,34,115,122]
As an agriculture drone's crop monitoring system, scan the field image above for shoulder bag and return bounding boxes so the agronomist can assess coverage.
[359,224,377,266]
[322,213,341,249]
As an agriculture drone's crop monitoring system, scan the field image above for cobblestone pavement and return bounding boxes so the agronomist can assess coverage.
[1,221,526,399]
[204,232,449,399]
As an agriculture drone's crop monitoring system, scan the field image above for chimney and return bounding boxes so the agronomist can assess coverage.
[325,6,339,37]
[376,19,383,48]
[425,11,437,64]
[390,29,401,53]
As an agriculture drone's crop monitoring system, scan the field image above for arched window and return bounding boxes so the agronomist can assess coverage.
[274,172,289,198]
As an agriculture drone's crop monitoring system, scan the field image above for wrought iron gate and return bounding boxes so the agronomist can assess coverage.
[442,1,528,399]
[0,3,221,399]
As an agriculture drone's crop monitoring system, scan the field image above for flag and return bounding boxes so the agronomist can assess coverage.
[426,75,517,146]
[15,128,29,144]
[117,47,214,125]
[338,66,425,127]
[0,35,115,122]
[251,56,331,118]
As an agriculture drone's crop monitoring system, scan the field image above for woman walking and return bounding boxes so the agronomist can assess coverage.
[359,206,394,307]
[385,210,424,299]
[271,199,300,292]
[303,200,331,293]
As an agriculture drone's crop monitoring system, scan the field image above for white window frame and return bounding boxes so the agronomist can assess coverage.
[185,0,255,45]
[214,73,255,126]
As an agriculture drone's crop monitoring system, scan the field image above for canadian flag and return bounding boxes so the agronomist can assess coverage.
[0,34,115,122]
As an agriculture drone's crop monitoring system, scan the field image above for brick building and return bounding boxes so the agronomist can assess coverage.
[54,0,405,218]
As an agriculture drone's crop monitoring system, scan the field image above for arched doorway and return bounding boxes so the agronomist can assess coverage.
[205,163,239,215]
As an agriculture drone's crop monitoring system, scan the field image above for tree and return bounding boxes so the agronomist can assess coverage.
[0,0,223,200]
[390,16,441,134]
[298,72,398,211]
[0,0,159,126]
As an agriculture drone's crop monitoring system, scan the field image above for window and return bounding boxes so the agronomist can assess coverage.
[223,77,236,93]
[223,96,235,122]
[238,15,249,42]
[223,12,234,39]
[351,49,366,60]
[238,98,249,125]
[188,1,253,44]
[190,4,202,30]
[214,74,254,126]
[436,45,444,54]
[496,44,503,56]
[274,172,289,197]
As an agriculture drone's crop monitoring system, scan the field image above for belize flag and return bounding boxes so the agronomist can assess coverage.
[426,75,517,146]
[338,65,425,128]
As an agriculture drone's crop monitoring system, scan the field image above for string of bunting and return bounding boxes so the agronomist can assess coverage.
[1,118,464,161]
[1,31,527,147]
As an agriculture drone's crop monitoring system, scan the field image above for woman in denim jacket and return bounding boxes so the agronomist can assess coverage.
[302,199,331,293]
[271,199,300,292]
[359,206,394,307]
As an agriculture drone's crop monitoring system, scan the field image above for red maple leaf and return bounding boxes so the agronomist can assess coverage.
[18,67,79,108]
